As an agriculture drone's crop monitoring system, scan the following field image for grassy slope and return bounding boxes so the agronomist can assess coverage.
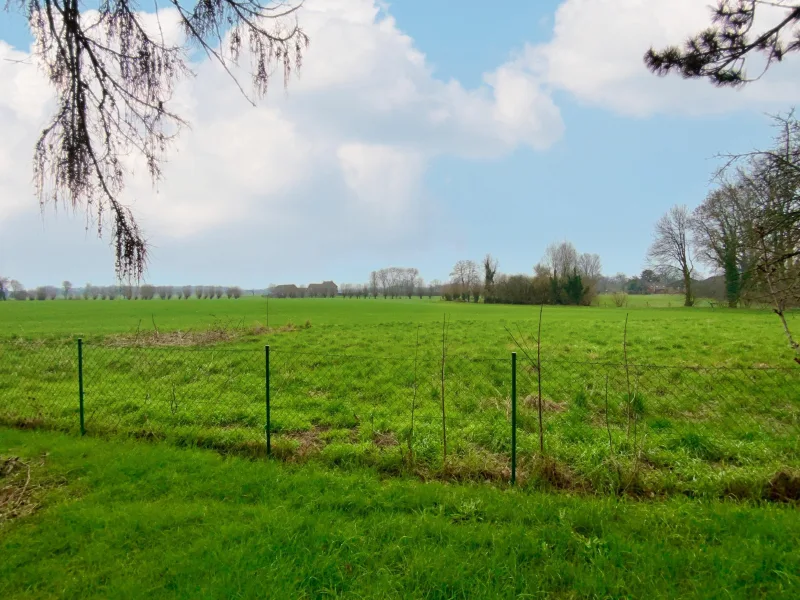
[2,427,799,599]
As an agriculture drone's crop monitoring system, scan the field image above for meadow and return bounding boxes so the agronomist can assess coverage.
[1,295,798,499]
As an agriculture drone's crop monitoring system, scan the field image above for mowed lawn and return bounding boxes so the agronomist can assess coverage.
[1,427,799,599]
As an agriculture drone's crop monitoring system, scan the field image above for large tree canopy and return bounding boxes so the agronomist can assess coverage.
[645,0,800,86]
[9,0,308,278]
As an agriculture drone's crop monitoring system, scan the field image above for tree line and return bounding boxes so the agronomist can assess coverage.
[0,281,244,301]
[442,244,602,306]
[644,113,799,314]
[340,268,443,300]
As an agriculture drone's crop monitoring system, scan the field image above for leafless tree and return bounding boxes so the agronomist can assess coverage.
[378,269,389,299]
[10,280,27,301]
[140,284,156,300]
[648,205,696,307]
[0,277,8,301]
[428,279,441,299]
[450,260,480,302]
[692,183,756,307]
[578,253,602,282]
[405,268,419,299]
[229,286,243,299]
[108,285,118,300]
[578,253,602,299]
[725,118,800,360]
[83,283,92,300]
[10,0,309,279]
[369,271,379,299]
[544,241,579,279]
[62,280,72,299]
[181,285,192,299]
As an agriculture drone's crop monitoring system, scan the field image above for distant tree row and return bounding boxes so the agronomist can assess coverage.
[341,275,442,300]
[367,268,424,299]
[443,244,602,306]
[0,281,243,300]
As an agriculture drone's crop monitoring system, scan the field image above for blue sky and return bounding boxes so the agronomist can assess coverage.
[0,0,796,288]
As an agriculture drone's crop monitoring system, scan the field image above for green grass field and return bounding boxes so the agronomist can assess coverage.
[2,428,799,599]
[1,294,796,364]
[1,296,798,498]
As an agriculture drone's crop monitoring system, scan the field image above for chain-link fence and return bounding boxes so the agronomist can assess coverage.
[1,340,798,486]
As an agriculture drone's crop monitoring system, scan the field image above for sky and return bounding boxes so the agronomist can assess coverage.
[1,0,799,288]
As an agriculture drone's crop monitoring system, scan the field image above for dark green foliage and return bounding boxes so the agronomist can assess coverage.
[645,1,800,87]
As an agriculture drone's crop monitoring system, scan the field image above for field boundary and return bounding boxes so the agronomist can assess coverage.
[2,339,799,495]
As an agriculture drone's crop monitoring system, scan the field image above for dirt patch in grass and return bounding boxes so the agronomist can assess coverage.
[372,432,399,448]
[275,426,332,460]
[1,456,40,525]
[767,470,800,503]
[524,456,591,492]
[523,395,567,413]
[0,416,47,430]
[103,321,310,347]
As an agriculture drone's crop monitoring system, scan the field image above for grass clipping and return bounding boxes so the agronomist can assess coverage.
[106,319,312,347]
[0,457,36,525]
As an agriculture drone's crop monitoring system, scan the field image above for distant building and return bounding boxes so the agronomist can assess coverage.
[271,284,299,298]
[307,281,338,298]
[271,281,338,298]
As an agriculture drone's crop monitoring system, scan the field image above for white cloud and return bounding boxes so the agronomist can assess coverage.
[0,0,564,249]
[337,143,424,226]
[4,0,800,284]
[525,0,800,117]
[0,41,54,222]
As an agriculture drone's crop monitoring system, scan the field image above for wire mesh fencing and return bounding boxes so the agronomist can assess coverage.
[1,339,798,484]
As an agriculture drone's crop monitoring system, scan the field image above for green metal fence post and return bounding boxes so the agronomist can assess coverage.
[265,345,271,457]
[511,351,517,485]
[78,338,85,436]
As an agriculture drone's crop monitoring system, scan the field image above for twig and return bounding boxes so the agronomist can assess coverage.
[604,374,622,489]
[536,303,544,455]
[604,374,614,458]
[440,314,448,464]
[623,313,632,438]
[135,318,142,345]
[151,314,159,338]
[409,324,420,459]
[12,462,32,511]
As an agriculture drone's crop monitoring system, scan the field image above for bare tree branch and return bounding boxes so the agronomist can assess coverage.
[10,0,308,278]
